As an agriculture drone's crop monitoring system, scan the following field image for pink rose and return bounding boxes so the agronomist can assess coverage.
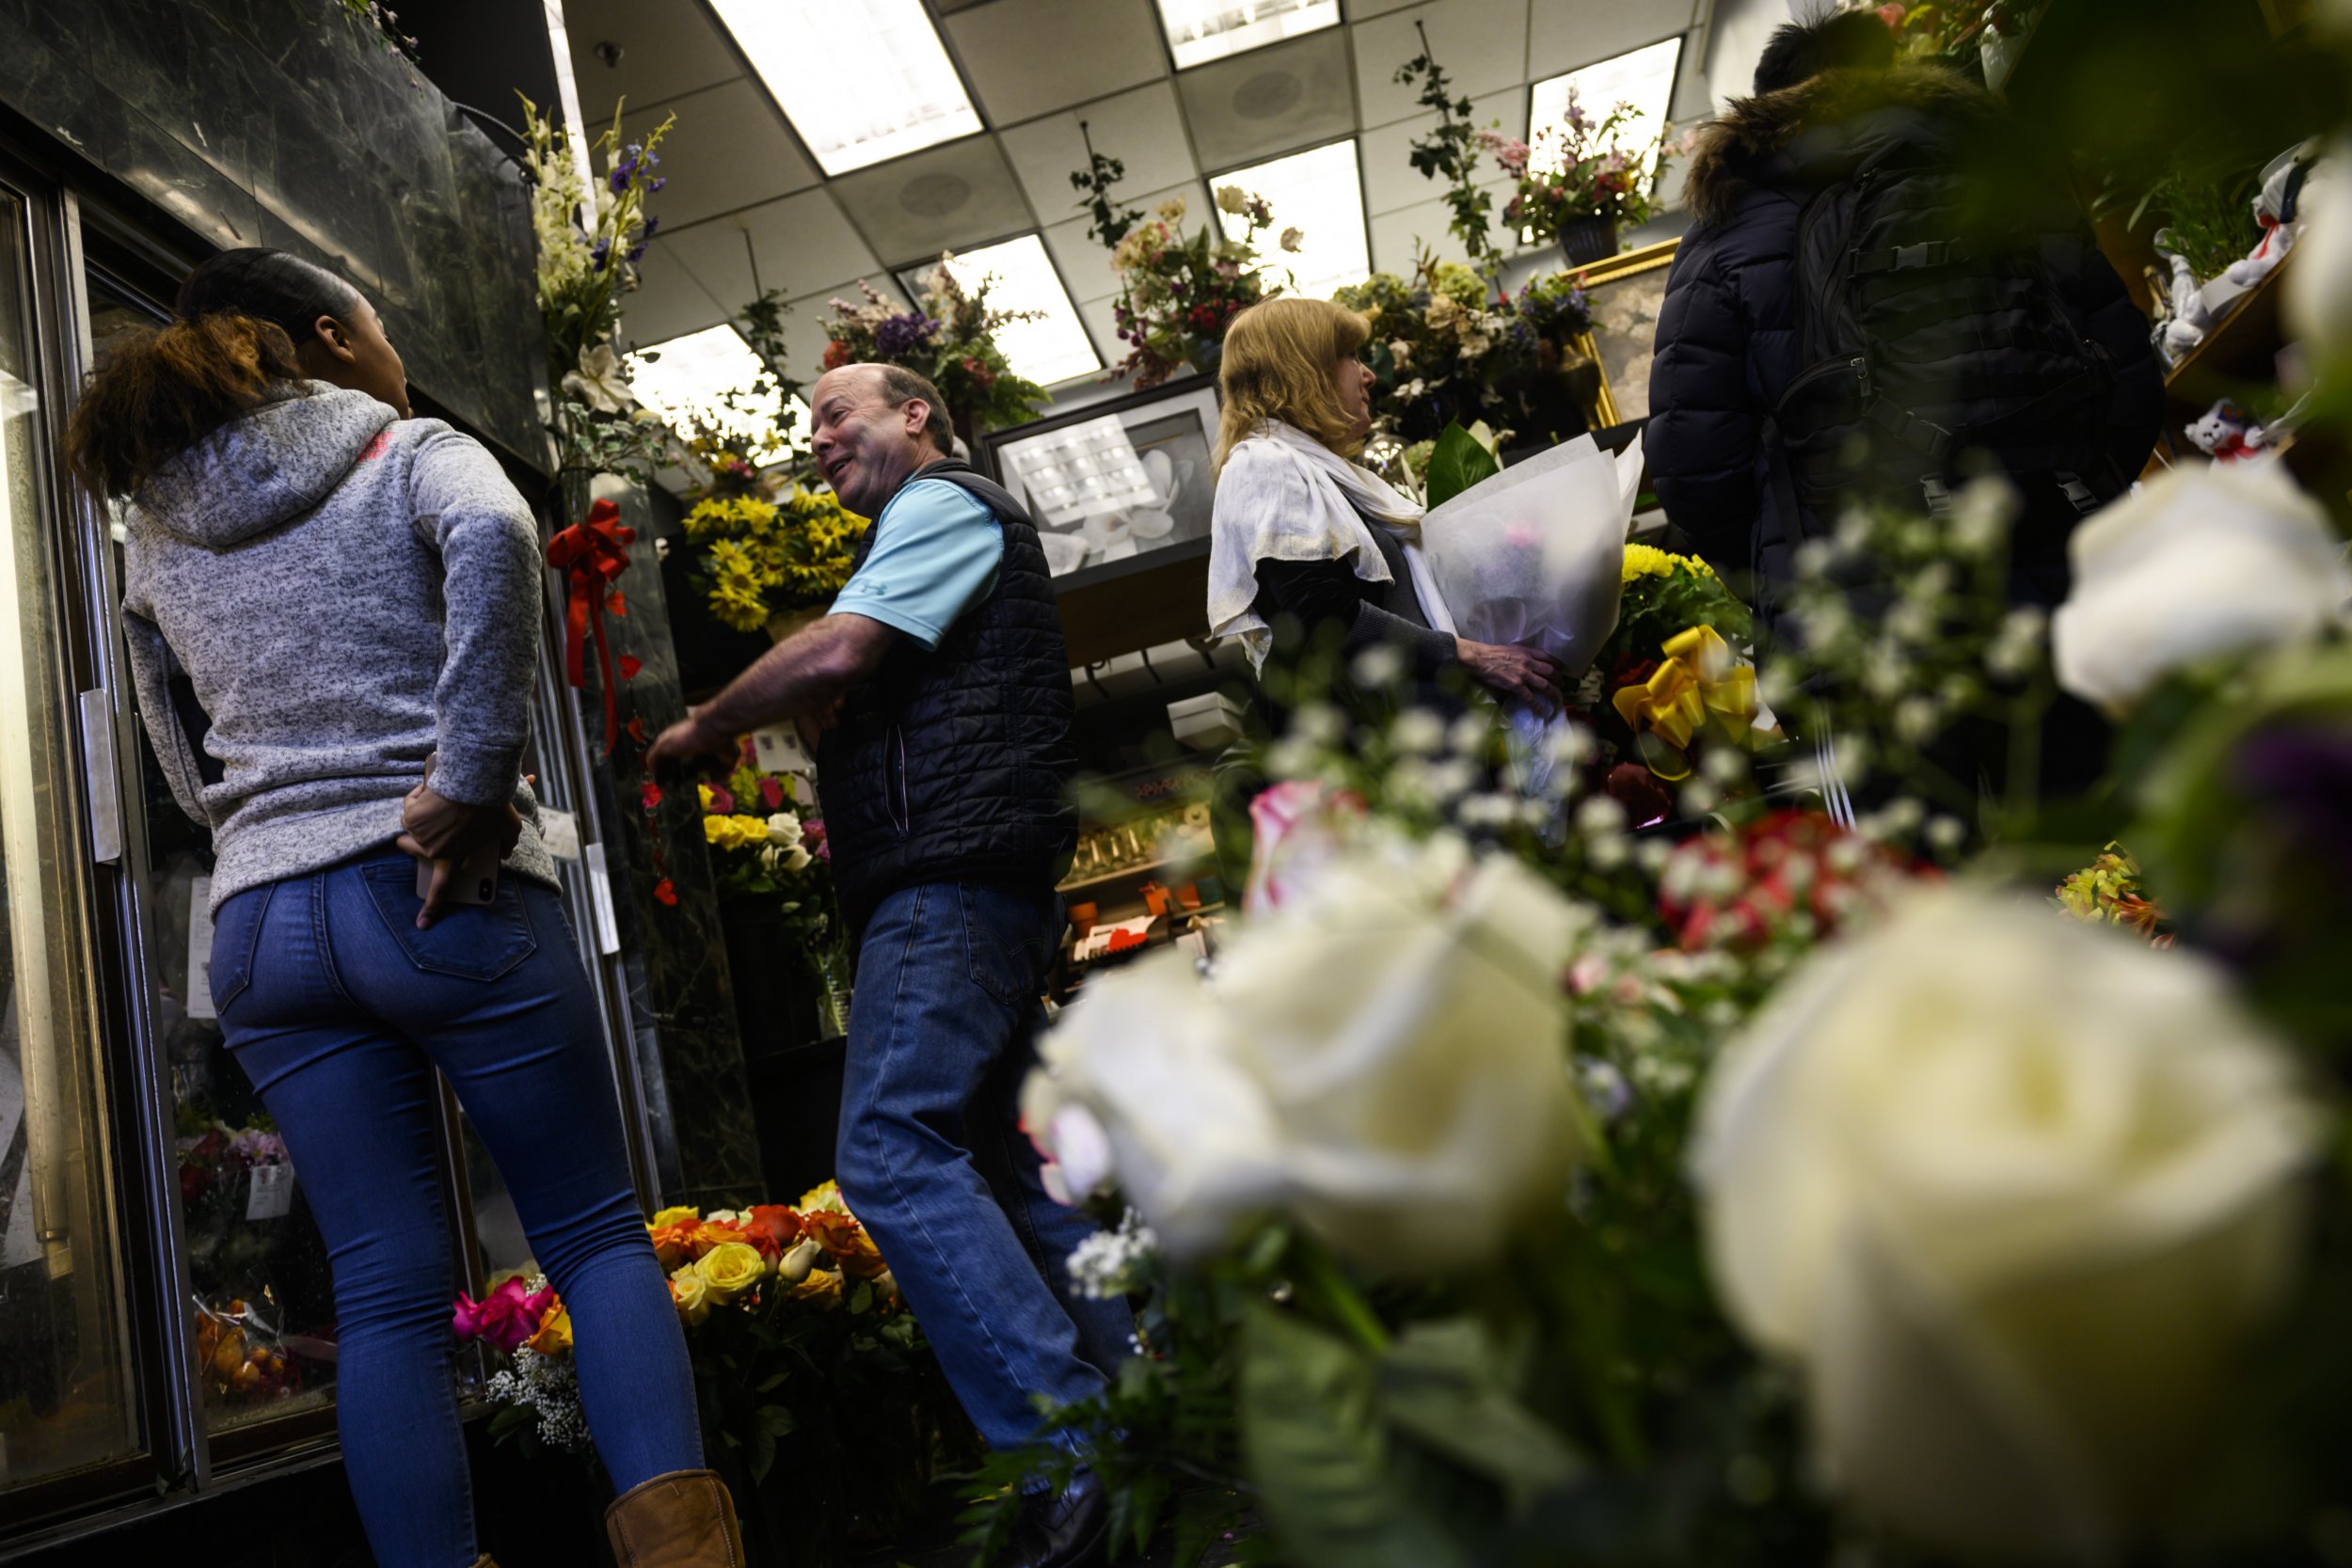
[758,777,786,811]
[453,1276,555,1354]
[803,819,830,863]
[707,784,736,816]
[1243,780,1368,914]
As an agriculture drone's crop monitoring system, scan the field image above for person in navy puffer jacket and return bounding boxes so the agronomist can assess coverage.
[1645,10,2161,643]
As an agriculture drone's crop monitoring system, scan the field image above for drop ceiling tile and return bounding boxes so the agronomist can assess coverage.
[614,236,732,353]
[1177,27,1356,174]
[620,79,818,231]
[563,0,743,125]
[1359,86,1523,214]
[996,82,1197,220]
[663,189,880,313]
[1529,0,1693,80]
[1040,182,1206,302]
[1351,0,1531,128]
[1343,0,1427,15]
[945,0,1170,126]
[1366,180,1526,277]
[826,135,1037,266]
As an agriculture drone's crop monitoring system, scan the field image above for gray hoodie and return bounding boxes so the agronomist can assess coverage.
[122,382,557,911]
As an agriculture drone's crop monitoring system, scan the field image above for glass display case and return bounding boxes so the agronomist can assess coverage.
[0,181,142,1503]
[0,150,646,1541]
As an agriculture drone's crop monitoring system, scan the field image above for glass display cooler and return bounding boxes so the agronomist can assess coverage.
[0,150,646,1547]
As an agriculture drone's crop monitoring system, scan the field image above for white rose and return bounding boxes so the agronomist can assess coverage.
[765,812,803,847]
[2051,462,2352,713]
[776,1238,821,1285]
[1691,888,2316,1561]
[1024,834,1592,1270]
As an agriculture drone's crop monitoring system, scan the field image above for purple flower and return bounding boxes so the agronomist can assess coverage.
[873,311,941,359]
[590,237,612,272]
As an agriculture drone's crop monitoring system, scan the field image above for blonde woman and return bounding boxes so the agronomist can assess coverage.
[1205,297,1563,721]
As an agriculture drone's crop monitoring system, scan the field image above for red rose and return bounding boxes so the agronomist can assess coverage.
[1602,762,1673,829]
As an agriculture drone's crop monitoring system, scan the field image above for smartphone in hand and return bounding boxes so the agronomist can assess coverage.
[416,839,502,906]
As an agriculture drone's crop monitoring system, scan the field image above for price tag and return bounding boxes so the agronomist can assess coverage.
[245,1163,294,1221]
[186,875,216,1021]
[538,808,582,862]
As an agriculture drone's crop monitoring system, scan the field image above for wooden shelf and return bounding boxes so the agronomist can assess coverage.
[2164,248,2295,401]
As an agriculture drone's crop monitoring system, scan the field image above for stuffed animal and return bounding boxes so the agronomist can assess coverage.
[2225,139,2325,289]
[2185,399,2268,462]
[2152,239,2211,367]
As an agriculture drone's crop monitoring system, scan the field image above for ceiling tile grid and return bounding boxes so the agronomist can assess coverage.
[564,0,1727,393]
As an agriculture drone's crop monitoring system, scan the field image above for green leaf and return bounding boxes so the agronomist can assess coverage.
[757,1402,798,1436]
[1376,1320,1582,1513]
[1238,1302,1466,1568]
[750,1424,777,1484]
[1422,422,1501,510]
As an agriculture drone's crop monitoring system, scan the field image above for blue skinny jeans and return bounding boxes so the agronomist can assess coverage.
[212,847,701,1567]
[835,881,1135,1451]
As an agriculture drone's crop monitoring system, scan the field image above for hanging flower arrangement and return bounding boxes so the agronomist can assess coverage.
[518,94,675,480]
[1483,92,1671,244]
[1336,258,1596,447]
[819,263,1049,436]
[1104,187,1292,388]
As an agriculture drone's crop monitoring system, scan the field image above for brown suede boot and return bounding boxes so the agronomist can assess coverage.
[604,1469,745,1567]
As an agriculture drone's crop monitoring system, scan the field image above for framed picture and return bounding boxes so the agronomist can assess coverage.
[980,380,1221,583]
[1574,237,1680,427]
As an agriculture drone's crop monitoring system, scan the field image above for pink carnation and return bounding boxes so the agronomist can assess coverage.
[453,1276,555,1354]
[803,819,830,863]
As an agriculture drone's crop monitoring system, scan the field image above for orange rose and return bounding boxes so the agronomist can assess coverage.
[802,1210,887,1279]
[689,1220,751,1260]
[648,1220,701,1271]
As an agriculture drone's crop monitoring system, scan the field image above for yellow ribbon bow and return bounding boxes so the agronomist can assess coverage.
[1611,625,1759,780]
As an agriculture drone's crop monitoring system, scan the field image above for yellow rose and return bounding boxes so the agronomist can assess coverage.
[650,1206,700,1229]
[668,1267,711,1326]
[703,815,733,847]
[696,784,715,812]
[525,1304,572,1356]
[798,1180,850,1217]
[693,1241,769,1304]
[787,1267,844,1311]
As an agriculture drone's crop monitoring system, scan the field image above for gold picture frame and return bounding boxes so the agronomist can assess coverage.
[1566,237,1681,428]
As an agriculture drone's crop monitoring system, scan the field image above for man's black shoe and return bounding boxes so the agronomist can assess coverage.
[1005,1470,1111,1568]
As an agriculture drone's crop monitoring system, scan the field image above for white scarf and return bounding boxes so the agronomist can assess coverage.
[1206,421,1456,672]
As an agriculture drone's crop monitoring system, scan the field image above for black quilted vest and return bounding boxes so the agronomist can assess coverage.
[818,458,1077,937]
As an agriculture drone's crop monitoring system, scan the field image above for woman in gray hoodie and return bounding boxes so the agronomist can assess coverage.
[66,249,737,1568]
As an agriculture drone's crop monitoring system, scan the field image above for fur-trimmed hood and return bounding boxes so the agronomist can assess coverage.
[1683,64,2001,227]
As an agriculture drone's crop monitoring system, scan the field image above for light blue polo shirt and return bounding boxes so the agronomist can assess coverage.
[826,477,1004,650]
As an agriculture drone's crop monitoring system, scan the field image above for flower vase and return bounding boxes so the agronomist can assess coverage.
[1557,216,1621,268]
[809,945,852,1041]
[1186,336,1224,378]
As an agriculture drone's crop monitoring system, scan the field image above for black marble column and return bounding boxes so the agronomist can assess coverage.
[572,478,765,1212]
[0,0,548,464]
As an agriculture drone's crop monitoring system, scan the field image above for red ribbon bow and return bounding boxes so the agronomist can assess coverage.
[546,498,637,752]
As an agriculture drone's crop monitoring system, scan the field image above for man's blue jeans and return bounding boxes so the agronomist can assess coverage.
[213,847,702,1568]
[836,881,1134,1449]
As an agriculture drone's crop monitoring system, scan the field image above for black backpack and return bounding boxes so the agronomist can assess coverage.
[1772,134,2122,525]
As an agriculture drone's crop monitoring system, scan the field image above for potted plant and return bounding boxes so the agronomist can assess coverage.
[1484,92,1671,266]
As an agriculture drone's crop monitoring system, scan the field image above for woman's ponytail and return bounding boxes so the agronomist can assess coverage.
[64,313,304,499]
[63,246,363,499]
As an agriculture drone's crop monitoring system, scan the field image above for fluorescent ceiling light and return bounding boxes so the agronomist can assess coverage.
[1529,36,1685,184]
[1154,0,1340,70]
[1217,141,1368,301]
[913,235,1102,388]
[624,325,806,458]
[707,0,982,177]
